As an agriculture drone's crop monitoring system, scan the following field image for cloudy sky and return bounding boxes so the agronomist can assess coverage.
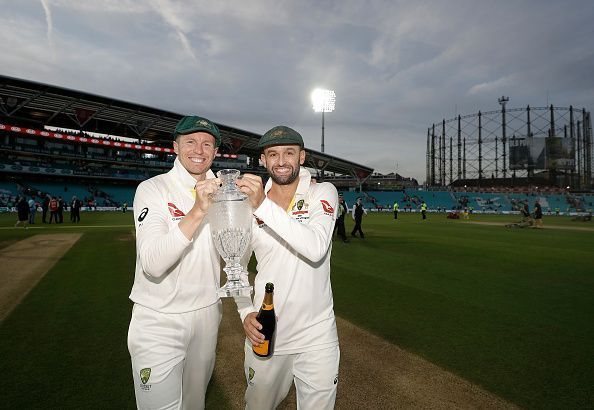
[1,0,593,181]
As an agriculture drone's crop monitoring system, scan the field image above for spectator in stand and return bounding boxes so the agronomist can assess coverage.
[49,196,59,224]
[15,197,30,229]
[28,196,36,224]
[42,194,50,223]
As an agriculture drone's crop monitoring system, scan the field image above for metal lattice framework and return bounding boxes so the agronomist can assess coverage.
[426,102,593,189]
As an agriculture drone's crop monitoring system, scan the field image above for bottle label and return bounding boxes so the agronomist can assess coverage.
[253,341,270,356]
[261,303,274,311]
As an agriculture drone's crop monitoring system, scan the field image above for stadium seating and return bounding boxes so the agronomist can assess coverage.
[92,184,135,206]
[24,181,87,201]
[336,189,593,213]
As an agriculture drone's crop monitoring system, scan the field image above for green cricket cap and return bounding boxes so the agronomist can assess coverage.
[173,115,221,146]
[259,126,304,150]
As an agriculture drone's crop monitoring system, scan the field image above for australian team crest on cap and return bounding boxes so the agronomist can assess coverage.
[258,125,304,148]
[173,115,221,146]
[197,119,211,128]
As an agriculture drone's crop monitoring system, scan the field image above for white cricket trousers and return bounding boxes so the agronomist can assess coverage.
[244,344,340,410]
[128,302,222,410]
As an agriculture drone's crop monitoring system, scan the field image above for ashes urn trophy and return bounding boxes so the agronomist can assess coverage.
[209,169,253,297]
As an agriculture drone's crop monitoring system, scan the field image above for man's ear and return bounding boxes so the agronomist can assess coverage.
[299,149,306,165]
[173,140,179,155]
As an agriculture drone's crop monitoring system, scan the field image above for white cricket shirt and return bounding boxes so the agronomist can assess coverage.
[237,167,339,355]
[129,158,220,313]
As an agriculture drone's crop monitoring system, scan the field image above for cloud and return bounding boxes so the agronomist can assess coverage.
[468,76,515,96]
[39,0,55,61]
[148,0,198,64]
[1,0,593,182]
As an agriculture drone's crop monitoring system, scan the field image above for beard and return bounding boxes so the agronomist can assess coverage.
[269,165,300,185]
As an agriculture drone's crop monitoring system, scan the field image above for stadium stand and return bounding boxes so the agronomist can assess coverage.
[0,75,375,209]
[338,189,594,214]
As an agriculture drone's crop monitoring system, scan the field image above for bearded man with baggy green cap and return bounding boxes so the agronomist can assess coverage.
[234,126,340,409]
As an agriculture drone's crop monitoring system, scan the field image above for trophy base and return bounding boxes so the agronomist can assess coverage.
[219,266,252,298]
[218,282,253,298]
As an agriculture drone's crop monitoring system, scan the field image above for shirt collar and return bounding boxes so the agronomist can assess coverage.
[172,157,216,191]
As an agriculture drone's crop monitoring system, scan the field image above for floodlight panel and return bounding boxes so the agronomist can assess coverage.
[311,89,336,112]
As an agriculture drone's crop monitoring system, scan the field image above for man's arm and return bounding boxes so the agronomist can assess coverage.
[255,184,338,263]
[134,178,219,278]
[134,181,192,278]
[237,174,338,263]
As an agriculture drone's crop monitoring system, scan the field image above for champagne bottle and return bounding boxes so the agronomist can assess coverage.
[253,283,276,358]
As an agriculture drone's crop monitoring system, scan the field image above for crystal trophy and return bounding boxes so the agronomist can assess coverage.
[209,169,253,297]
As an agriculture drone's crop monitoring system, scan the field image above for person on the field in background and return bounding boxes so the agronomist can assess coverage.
[521,202,531,223]
[42,194,50,223]
[70,196,82,223]
[235,126,340,410]
[127,115,223,410]
[48,196,59,224]
[393,200,399,220]
[15,196,29,228]
[533,201,544,229]
[351,197,367,238]
[28,196,36,224]
[421,201,428,220]
[335,193,349,242]
[57,196,64,223]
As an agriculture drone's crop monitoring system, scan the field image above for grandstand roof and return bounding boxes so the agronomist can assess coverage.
[0,75,373,179]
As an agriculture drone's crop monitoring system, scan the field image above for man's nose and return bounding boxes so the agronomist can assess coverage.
[192,144,204,154]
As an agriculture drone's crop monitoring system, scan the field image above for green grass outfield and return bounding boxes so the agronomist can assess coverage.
[1,211,593,408]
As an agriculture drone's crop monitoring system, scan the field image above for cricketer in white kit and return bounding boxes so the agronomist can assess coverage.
[127,115,223,410]
[235,126,340,410]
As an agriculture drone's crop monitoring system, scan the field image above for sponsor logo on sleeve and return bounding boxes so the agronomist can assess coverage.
[138,207,149,222]
[168,202,185,219]
[320,199,334,215]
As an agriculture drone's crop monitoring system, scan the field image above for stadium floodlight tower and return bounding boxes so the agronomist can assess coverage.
[311,88,336,153]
